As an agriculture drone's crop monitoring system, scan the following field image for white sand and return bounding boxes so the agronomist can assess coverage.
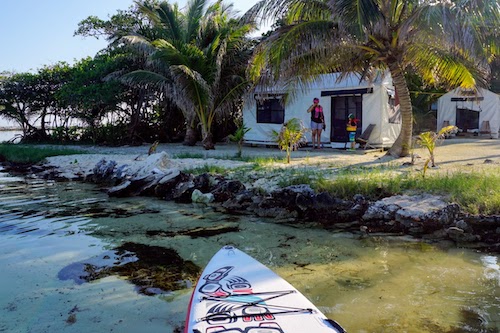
[42,138,499,181]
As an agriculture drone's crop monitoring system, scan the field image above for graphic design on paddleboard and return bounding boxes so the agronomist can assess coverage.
[184,246,346,333]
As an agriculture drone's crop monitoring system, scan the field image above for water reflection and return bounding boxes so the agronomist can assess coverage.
[0,170,498,332]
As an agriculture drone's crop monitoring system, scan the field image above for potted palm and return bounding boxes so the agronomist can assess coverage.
[416,125,457,175]
[229,122,251,158]
[271,118,307,164]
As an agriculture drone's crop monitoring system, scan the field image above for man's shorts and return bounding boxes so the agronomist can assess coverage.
[311,121,323,130]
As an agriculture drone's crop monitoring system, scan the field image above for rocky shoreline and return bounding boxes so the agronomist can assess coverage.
[10,151,496,254]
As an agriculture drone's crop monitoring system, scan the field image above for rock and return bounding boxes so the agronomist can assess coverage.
[134,152,177,178]
[114,164,130,181]
[172,177,196,203]
[363,194,460,233]
[191,189,215,204]
[353,194,367,204]
[446,227,479,243]
[219,190,257,213]
[107,180,132,197]
[453,219,471,232]
[253,206,293,220]
[91,159,117,183]
[315,192,335,207]
[135,174,163,196]
[296,193,314,211]
[107,174,157,197]
[211,180,246,202]
[158,169,181,184]
[284,184,315,196]
[154,170,185,198]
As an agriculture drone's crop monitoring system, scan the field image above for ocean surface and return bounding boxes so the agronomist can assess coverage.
[0,130,22,143]
[0,167,499,332]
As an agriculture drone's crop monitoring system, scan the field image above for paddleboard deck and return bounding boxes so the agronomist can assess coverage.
[184,245,346,333]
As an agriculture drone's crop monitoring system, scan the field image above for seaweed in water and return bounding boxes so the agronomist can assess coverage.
[58,242,200,295]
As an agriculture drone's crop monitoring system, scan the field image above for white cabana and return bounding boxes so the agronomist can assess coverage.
[437,87,500,138]
[242,72,401,148]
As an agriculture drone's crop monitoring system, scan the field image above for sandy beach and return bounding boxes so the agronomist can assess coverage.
[42,137,500,181]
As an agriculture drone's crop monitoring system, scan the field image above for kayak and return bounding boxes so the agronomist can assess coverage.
[184,245,346,333]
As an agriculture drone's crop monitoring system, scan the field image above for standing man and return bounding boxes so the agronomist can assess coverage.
[307,97,325,149]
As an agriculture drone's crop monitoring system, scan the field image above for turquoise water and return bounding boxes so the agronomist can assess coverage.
[0,168,498,332]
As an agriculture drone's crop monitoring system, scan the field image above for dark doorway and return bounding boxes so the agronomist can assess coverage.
[456,108,480,131]
[330,96,363,142]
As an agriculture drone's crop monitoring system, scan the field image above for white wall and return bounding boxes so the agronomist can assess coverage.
[437,88,500,138]
[243,73,400,147]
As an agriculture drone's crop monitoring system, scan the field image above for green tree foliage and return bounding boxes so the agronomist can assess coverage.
[246,0,499,157]
[0,72,40,135]
[0,64,72,142]
[122,0,256,149]
[56,55,125,143]
[271,117,306,164]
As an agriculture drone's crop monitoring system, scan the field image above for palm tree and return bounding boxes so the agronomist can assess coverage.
[120,1,201,145]
[123,0,255,149]
[416,125,457,168]
[245,0,498,157]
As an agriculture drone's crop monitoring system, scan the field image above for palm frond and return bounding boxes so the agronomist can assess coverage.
[121,34,157,56]
[120,70,171,91]
[406,43,486,88]
[170,64,211,109]
[186,0,208,42]
[332,0,384,36]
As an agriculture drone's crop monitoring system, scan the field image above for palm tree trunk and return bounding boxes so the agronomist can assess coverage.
[197,106,215,150]
[201,114,215,150]
[387,63,413,157]
[183,115,198,146]
[202,130,215,150]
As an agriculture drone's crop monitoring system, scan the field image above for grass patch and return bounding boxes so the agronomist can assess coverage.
[312,171,500,215]
[0,144,84,164]
[276,168,325,187]
[183,164,229,175]
[401,172,500,215]
[172,152,205,159]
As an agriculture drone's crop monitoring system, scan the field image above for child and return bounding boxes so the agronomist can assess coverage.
[346,113,358,150]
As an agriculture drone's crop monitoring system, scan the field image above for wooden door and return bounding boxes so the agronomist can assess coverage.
[330,96,362,142]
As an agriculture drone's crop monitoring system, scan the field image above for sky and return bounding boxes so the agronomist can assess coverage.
[0,0,263,74]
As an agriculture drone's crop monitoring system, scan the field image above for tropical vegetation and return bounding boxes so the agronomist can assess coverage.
[119,0,256,149]
[228,121,251,158]
[245,0,499,157]
[0,0,498,155]
[271,117,307,163]
[0,144,83,164]
[415,125,458,173]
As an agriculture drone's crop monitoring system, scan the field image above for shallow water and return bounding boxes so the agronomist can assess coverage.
[0,168,498,333]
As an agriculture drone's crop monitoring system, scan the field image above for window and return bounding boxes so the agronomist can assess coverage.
[256,98,285,124]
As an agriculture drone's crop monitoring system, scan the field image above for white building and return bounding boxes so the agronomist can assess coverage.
[437,87,500,138]
[242,72,401,148]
